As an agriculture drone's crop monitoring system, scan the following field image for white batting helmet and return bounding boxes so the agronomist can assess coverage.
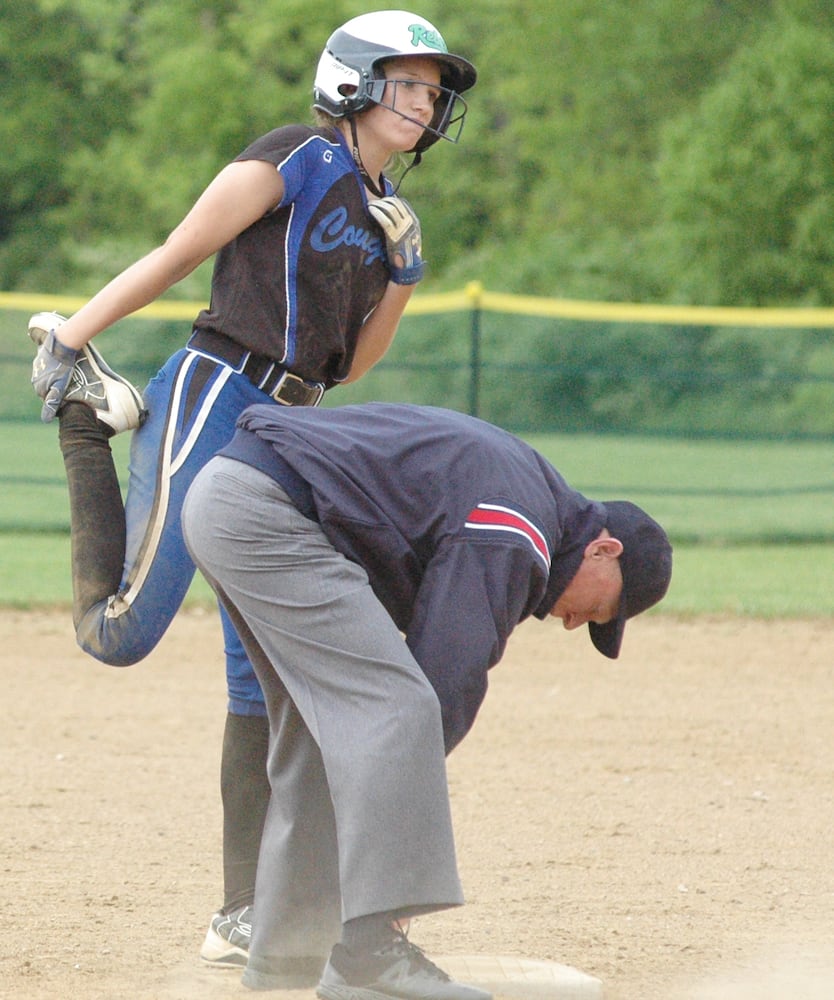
[313,9,477,152]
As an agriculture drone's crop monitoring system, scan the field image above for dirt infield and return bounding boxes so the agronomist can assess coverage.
[3,609,834,1000]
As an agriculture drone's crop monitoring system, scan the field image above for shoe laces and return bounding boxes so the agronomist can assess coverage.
[388,924,450,982]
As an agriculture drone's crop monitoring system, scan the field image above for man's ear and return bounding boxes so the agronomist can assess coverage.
[585,536,624,560]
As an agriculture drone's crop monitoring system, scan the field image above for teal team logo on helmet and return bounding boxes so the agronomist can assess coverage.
[407,23,448,53]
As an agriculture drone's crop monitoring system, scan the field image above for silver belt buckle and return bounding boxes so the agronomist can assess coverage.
[270,371,325,407]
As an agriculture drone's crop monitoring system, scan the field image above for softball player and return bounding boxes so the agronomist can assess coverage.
[181,401,673,997]
[28,9,476,966]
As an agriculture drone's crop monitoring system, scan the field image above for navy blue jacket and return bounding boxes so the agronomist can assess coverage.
[221,403,608,751]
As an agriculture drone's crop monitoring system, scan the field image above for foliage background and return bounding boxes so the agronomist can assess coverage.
[4,1,834,438]
[4,0,834,307]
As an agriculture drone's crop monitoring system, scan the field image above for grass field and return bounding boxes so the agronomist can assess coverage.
[1,420,833,615]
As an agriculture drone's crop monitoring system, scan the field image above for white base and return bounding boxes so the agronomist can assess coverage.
[436,955,604,1000]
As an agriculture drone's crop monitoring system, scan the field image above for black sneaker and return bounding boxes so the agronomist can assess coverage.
[317,929,492,1000]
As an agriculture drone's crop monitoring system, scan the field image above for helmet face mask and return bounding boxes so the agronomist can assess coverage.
[313,10,476,153]
[365,74,470,151]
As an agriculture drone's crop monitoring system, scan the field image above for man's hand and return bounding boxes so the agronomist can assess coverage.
[31,330,78,422]
[368,195,425,285]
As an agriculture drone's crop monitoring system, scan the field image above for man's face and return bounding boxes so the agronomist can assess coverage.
[549,532,624,631]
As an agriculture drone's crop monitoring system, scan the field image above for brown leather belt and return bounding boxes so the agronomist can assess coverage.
[188,329,325,407]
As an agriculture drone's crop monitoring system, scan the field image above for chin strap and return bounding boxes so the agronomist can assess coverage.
[347,117,426,197]
[349,117,386,198]
[392,151,421,195]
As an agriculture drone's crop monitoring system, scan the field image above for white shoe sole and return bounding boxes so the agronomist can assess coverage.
[28,311,67,346]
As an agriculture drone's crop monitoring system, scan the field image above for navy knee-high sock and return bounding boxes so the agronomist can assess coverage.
[221,711,270,913]
[57,402,125,629]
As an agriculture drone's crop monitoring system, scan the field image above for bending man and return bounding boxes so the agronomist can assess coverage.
[182,402,673,999]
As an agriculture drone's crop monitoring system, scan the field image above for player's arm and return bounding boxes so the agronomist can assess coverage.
[52,160,285,351]
[344,282,414,383]
[344,195,424,384]
[406,539,547,754]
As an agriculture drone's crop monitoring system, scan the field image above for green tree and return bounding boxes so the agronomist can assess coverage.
[652,11,834,305]
[435,0,772,298]
[56,1,288,241]
[0,1,131,287]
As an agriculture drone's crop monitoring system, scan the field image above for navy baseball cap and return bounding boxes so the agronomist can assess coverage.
[588,501,673,659]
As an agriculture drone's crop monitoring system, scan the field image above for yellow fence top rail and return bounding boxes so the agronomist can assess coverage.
[3,285,834,329]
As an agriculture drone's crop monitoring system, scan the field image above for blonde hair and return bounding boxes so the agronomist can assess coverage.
[313,108,341,130]
[311,108,407,176]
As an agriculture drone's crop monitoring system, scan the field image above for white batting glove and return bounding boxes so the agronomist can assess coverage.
[368,195,425,285]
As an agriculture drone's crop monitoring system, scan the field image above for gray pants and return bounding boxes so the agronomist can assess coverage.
[182,457,463,967]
